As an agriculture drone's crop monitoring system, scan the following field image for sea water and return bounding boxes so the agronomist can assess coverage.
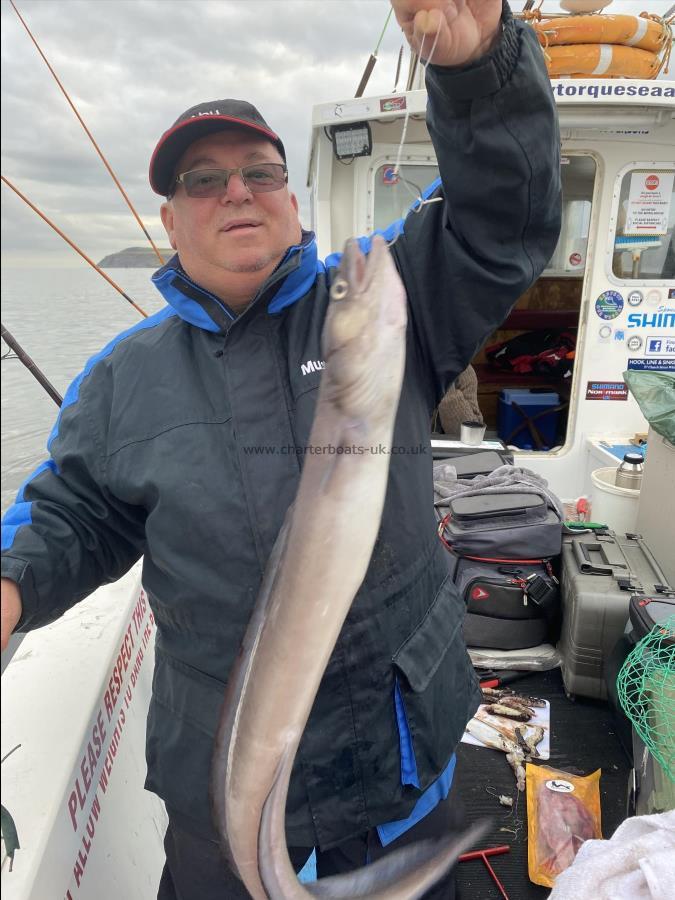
[1,266,166,514]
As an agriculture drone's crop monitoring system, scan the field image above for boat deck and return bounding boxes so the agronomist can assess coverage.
[456,668,631,899]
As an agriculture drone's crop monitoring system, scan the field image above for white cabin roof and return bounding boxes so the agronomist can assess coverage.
[307,78,675,186]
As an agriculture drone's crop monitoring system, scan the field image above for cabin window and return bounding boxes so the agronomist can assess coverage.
[434,154,597,456]
[372,162,440,231]
[611,167,675,280]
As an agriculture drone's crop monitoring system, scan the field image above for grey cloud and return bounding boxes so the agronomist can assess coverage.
[2,0,671,266]
[2,0,399,264]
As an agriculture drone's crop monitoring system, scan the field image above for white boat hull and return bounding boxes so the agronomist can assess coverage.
[1,563,166,899]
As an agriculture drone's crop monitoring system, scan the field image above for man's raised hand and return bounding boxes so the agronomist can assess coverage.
[391,0,502,69]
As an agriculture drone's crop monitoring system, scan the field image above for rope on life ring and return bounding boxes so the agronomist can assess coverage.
[534,14,670,55]
[520,10,674,80]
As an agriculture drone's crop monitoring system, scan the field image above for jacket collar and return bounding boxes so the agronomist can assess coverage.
[151,230,321,334]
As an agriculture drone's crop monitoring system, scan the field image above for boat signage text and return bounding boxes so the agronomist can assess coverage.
[551,81,675,100]
[63,590,155,898]
[585,381,629,401]
[627,357,675,371]
[627,312,675,329]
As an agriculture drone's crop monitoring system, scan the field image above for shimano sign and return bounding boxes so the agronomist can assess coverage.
[626,312,675,329]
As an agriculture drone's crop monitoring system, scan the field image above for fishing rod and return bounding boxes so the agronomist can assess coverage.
[1,175,149,319]
[1,324,63,407]
[9,0,165,266]
[393,45,404,92]
[355,7,393,97]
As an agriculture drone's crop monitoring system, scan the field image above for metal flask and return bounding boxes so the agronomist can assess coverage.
[615,451,644,490]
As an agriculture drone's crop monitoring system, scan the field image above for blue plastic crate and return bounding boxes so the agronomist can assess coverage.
[498,388,560,449]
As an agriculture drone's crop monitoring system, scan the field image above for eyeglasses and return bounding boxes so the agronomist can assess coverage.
[172,163,288,198]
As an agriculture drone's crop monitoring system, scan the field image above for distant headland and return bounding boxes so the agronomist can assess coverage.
[98,247,173,268]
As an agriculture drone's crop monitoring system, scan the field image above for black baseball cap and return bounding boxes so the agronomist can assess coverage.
[149,99,286,196]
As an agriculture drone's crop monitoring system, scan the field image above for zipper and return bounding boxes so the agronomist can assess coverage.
[238,250,304,324]
[465,554,552,566]
[449,496,543,523]
[438,516,554,568]
[174,267,237,321]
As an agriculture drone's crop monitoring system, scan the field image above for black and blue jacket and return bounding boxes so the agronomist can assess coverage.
[1,9,561,849]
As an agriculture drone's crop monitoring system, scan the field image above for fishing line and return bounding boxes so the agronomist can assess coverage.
[392,17,442,180]
[9,0,165,266]
[500,787,524,840]
[1,323,63,407]
[485,784,514,807]
[485,777,524,840]
[1,176,149,319]
[385,15,444,248]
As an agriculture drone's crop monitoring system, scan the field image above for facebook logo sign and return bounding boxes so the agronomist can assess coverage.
[645,335,675,356]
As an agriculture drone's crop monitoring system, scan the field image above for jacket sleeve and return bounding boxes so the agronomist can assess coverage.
[391,3,562,407]
[1,365,146,633]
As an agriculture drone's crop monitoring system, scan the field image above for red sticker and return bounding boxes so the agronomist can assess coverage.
[382,166,400,185]
[569,252,582,266]
[646,174,660,191]
[380,96,407,113]
[471,586,490,601]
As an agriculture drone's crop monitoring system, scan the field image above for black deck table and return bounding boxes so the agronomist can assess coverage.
[455,668,631,900]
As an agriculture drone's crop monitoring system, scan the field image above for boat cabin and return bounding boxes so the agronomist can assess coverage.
[306,77,675,501]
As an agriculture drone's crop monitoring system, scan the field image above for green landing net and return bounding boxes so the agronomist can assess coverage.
[617,615,675,783]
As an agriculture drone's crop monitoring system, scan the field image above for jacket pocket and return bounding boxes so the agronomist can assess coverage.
[392,574,477,784]
[144,649,229,830]
[150,648,226,737]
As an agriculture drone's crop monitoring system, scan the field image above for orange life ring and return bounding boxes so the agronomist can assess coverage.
[544,44,661,79]
[534,14,668,54]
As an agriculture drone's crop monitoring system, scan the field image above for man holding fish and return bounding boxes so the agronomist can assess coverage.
[1,1,561,897]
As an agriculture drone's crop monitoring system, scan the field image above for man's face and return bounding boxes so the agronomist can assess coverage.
[161,129,302,287]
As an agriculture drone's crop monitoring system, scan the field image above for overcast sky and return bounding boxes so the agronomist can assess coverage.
[1,0,672,267]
